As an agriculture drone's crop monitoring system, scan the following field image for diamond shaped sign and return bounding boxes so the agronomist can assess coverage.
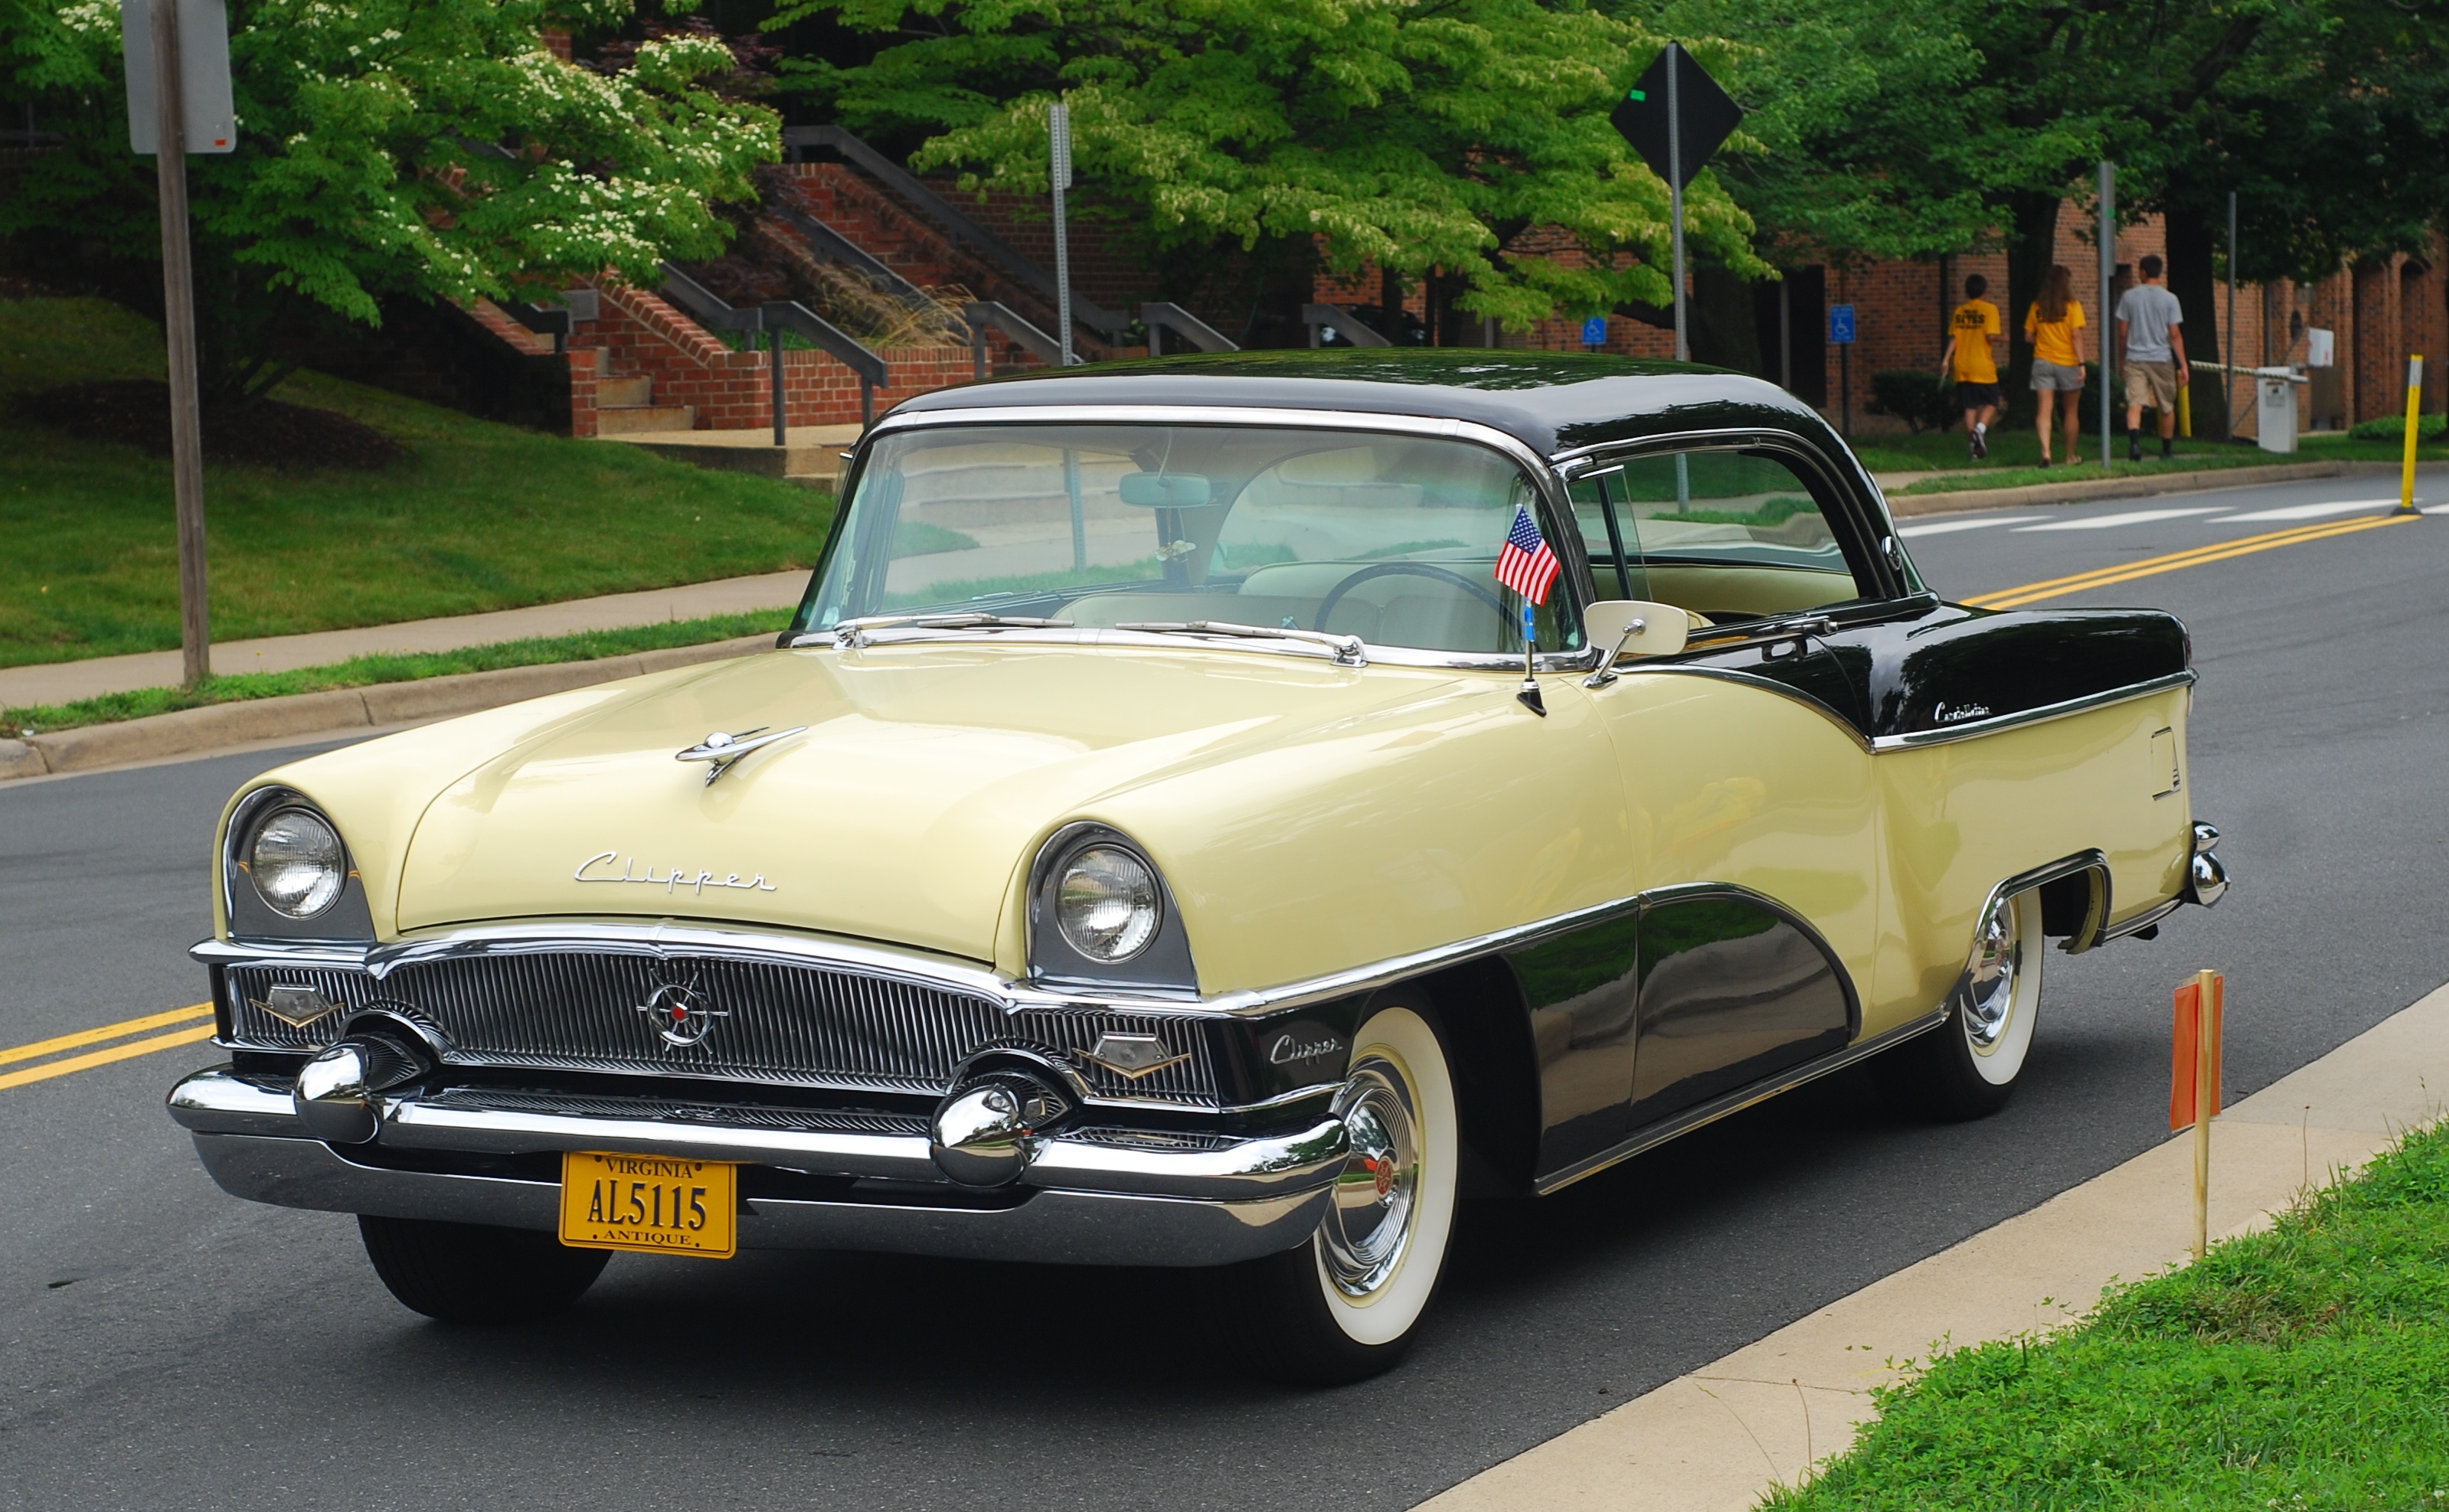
[1611,43,1742,188]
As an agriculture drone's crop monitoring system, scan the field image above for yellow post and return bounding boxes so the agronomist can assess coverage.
[2192,968,2219,1260]
[2179,383,2192,439]
[2400,355,2424,515]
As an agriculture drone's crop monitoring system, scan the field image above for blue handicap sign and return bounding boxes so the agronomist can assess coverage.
[1581,315,1609,347]
[1829,304,1856,345]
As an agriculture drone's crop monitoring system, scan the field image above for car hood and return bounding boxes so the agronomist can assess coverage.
[391,644,1469,965]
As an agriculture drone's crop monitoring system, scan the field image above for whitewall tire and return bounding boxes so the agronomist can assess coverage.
[1223,1002,1460,1383]
[1876,888,2045,1121]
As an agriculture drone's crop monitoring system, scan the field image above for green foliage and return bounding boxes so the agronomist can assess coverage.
[0,0,778,395]
[2348,413,2449,445]
[1866,370,1957,434]
[770,0,1765,328]
[0,612,786,737]
[1,298,834,666]
[1771,1120,2449,1510]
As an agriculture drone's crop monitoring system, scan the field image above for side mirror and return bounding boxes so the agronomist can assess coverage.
[1584,599,1689,663]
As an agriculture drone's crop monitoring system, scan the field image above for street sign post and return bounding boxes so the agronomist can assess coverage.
[1829,303,1856,438]
[2099,161,2115,472]
[1612,43,1741,363]
[1048,101,1075,367]
[123,0,233,688]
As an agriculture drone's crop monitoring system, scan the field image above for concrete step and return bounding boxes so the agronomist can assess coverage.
[597,374,654,408]
[600,425,865,491]
[596,404,695,435]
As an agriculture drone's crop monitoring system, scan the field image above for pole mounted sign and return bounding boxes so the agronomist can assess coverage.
[1611,42,1742,363]
[123,0,234,688]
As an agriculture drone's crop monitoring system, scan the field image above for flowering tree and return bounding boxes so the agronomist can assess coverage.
[777,0,1766,331]
[0,0,777,397]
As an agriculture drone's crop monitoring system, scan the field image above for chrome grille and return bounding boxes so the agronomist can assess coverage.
[221,952,1218,1105]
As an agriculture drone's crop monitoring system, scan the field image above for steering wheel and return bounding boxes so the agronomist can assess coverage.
[1314,561,1515,638]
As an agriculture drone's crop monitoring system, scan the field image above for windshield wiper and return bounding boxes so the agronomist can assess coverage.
[1113,619,1366,668]
[801,612,1074,650]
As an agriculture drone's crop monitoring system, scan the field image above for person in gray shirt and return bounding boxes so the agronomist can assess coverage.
[2116,254,2189,460]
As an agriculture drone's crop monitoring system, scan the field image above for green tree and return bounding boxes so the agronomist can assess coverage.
[0,0,777,400]
[773,0,1767,335]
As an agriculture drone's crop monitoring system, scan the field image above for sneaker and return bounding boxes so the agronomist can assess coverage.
[1971,426,1989,460]
[2160,441,2174,459]
[2128,438,2142,462]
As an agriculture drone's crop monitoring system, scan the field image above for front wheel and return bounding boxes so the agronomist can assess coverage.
[1221,1003,1460,1386]
[358,1216,610,1323]
[1875,887,2045,1121]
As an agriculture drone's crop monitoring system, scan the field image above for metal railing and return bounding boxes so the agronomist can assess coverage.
[783,124,1128,343]
[771,202,941,319]
[1302,303,1391,348]
[1143,302,1238,354]
[658,262,891,433]
[499,300,572,354]
[964,301,1064,379]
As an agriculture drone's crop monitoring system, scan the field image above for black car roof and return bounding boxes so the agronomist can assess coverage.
[888,349,1847,460]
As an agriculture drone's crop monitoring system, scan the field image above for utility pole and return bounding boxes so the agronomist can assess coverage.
[2099,162,2116,472]
[1048,101,1074,367]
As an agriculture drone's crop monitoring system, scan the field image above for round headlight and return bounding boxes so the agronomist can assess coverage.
[1055,845,1160,962]
[251,808,345,919]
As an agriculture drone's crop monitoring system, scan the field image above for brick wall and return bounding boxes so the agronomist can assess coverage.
[563,282,983,436]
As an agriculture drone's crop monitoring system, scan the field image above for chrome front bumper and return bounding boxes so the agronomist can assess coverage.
[169,1066,1344,1267]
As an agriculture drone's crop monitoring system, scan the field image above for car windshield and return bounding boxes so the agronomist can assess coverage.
[795,423,1584,654]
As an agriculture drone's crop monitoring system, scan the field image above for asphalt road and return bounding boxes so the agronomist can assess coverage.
[5,471,2446,1510]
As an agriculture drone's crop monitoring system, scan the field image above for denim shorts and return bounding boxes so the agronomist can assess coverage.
[2030,359,2087,392]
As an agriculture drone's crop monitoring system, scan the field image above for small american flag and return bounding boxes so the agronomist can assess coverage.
[1495,504,1561,606]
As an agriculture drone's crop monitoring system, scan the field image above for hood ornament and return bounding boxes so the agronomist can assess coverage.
[675,726,807,785]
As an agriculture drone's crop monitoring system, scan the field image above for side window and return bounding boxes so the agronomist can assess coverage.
[1600,451,1868,624]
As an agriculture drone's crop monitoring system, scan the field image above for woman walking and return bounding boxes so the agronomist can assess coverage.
[2026,265,2088,466]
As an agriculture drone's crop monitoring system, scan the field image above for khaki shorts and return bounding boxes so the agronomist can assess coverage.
[2124,359,2178,410]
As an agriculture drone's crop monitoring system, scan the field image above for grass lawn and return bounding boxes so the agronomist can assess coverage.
[0,611,790,739]
[1772,1120,2449,1509]
[1852,423,2449,497]
[2,296,837,671]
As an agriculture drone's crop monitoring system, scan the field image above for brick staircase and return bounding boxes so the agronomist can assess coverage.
[584,351,694,433]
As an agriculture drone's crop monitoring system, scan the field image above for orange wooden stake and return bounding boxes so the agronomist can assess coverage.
[2171,970,2225,1258]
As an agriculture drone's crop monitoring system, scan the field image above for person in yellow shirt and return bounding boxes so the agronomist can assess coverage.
[1938,273,2003,459]
[2024,264,2089,467]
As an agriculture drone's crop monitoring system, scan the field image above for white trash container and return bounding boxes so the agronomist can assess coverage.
[2256,367,2300,455]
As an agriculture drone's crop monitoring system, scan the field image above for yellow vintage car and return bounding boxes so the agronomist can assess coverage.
[168,352,2226,1383]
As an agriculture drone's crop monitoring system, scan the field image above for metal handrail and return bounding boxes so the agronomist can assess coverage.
[773,203,939,315]
[783,124,1126,341]
[965,300,1065,377]
[656,263,891,433]
[1143,302,1238,354]
[1302,303,1391,348]
[498,300,571,355]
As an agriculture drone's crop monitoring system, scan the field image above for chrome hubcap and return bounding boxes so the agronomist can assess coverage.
[1320,1057,1421,1298]
[1962,903,2022,1052]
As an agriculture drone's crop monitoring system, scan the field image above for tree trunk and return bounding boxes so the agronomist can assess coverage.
[1689,262,1762,374]
[2164,202,2229,439]
[1380,266,1404,345]
[2004,189,2061,429]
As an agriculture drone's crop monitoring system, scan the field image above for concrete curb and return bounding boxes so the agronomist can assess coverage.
[0,635,773,784]
[1885,457,2430,517]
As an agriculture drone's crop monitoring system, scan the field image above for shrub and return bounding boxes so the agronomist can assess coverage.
[1866,371,1957,433]
[2347,412,2449,442]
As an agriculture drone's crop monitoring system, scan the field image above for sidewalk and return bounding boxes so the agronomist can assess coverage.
[0,568,811,711]
[1417,981,2449,1511]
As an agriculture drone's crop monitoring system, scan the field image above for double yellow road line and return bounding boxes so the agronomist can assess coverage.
[1965,512,2415,610]
[0,1004,215,1092]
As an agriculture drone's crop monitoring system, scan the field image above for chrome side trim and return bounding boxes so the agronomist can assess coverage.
[1976,849,2112,957]
[1533,1007,1953,1196]
[2099,894,2186,943]
[1869,671,2197,751]
[187,1133,1327,1267]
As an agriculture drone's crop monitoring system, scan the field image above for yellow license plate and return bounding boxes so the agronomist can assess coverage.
[559,1151,737,1259]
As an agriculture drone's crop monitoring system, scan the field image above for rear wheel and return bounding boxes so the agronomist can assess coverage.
[1876,888,2045,1121]
[1222,1003,1460,1386]
[358,1216,610,1323]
